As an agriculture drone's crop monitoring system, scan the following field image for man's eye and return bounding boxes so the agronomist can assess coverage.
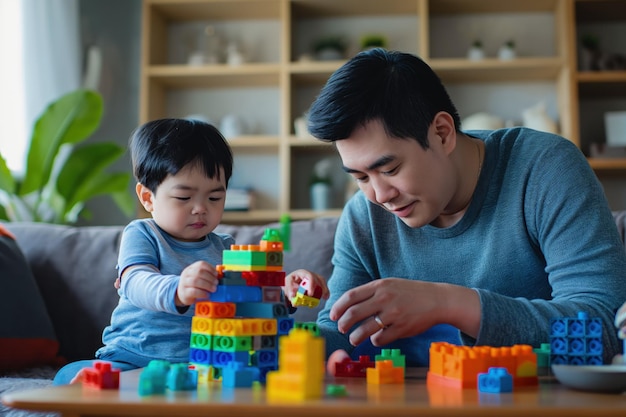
[382,166,399,176]
[354,176,368,183]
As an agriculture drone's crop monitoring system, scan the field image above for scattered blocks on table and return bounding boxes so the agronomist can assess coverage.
[138,361,197,396]
[82,360,120,390]
[478,367,513,393]
[334,355,375,378]
[222,361,261,388]
[375,348,406,369]
[427,342,537,389]
[366,359,405,384]
[533,343,551,368]
[326,384,348,397]
[266,328,325,401]
[550,311,603,365]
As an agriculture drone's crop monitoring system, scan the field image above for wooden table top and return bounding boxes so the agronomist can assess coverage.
[2,368,626,417]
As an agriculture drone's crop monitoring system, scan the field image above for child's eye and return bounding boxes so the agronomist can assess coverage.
[174,196,190,201]
[209,196,223,202]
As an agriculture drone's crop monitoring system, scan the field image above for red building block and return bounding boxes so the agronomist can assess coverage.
[83,360,120,389]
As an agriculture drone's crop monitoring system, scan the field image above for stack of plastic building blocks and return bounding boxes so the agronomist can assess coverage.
[188,228,294,385]
[550,311,603,365]
[427,342,538,389]
[266,328,325,401]
[366,349,406,384]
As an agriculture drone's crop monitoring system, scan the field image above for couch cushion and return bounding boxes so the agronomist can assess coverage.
[5,223,124,362]
[0,229,62,371]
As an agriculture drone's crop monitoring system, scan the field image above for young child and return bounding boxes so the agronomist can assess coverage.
[52,118,327,385]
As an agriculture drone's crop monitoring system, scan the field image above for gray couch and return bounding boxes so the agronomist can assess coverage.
[0,217,338,416]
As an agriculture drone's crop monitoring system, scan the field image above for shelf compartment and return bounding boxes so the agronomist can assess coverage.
[147,0,283,21]
[431,57,564,83]
[429,0,561,14]
[577,71,626,97]
[575,0,626,23]
[290,0,419,18]
[145,64,281,88]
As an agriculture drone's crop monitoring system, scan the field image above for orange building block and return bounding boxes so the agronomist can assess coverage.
[195,301,236,318]
[427,342,537,389]
[366,360,404,384]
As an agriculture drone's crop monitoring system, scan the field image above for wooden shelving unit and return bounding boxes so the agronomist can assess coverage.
[140,0,626,223]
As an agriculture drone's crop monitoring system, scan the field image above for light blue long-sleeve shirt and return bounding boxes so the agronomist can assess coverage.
[318,127,626,365]
[96,219,234,366]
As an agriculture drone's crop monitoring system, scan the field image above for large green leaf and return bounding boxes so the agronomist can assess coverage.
[56,142,129,211]
[20,89,103,196]
[0,154,15,193]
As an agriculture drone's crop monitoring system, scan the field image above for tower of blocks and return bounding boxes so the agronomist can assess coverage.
[550,311,603,365]
[266,328,325,401]
[188,228,295,386]
[427,342,538,389]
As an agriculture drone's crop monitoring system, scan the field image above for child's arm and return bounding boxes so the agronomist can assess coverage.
[284,269,329,308]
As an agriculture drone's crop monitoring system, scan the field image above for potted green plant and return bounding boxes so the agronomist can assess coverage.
[360,34,388,51]
[0,89,134,224]
[312,35,347,61]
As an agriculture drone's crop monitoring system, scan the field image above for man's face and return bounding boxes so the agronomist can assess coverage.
[336,119,457,228]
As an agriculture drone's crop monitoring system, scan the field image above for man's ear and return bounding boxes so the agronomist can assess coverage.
[136,183,154,212]
[432,111,457,155]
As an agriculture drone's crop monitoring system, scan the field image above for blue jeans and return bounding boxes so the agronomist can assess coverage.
[53,360,138,385]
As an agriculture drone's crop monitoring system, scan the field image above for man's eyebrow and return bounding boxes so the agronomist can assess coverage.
[342,155,396,174]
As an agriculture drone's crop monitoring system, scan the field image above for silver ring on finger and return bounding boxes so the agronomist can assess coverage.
[374,314,388,330]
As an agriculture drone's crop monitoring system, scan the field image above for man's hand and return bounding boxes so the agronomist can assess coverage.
[330,278,480,347]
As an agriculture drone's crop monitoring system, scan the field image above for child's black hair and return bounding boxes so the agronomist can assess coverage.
[129,118,233,192]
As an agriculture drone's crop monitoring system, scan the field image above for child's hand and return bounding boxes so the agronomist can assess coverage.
[326,349,351,376]
[284,269,329,301]
[176,260,219,306]
[69,368,86,384]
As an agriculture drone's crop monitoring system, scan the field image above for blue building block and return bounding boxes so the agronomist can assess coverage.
[277,317,295,335]
[189,348,212,365]
[478,367,513,393]
[211,350,250,367]
[207,285,262,303]
[138,360,170,396]
[222,361,261,388]
[251,349,278,367]
[235,302,288,318]
[550,311,603,366]
[167,363,197,391]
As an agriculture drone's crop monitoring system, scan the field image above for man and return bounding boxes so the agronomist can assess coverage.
[307,48,626,369]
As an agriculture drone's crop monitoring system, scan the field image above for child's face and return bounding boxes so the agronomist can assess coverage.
[136,163,227,242]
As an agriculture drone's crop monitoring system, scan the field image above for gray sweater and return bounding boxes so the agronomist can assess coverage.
[318,128,626,365]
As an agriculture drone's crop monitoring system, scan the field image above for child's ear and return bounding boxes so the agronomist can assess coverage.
[136,183,154,212]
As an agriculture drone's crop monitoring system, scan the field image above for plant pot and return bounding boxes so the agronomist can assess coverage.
[310,183,331,211]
